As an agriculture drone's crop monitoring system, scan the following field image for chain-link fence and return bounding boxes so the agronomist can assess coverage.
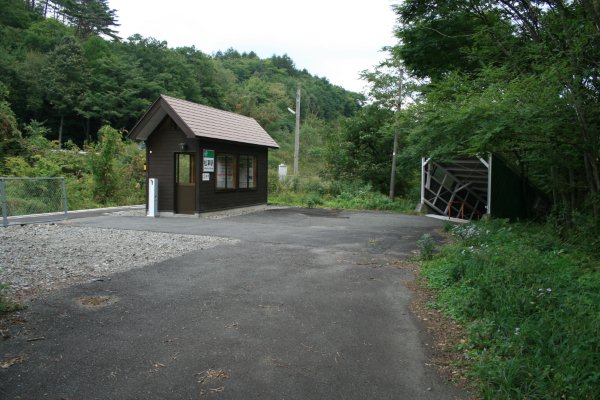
[1,177,68,227]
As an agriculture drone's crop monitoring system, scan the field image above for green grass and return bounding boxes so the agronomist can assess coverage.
[421,220,600,399]
[0,281,22,315]
[268,191,416,213]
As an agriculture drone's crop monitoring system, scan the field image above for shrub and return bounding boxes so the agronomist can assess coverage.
[89,125,123,203]
[305,193,324,208]
[417,233,435,260]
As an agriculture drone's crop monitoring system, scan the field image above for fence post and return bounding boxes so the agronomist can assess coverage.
[1,178,7,227]
[61,177,68,218]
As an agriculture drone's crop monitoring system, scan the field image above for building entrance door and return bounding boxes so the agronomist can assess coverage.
[175,153,195,214]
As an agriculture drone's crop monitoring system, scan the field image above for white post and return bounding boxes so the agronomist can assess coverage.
[1,178,7,227]
[486,154,492,215]
[148,178,158,217]
[421,157,426,206]
[278,164,288,182]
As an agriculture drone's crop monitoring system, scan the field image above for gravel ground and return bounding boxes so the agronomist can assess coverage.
[0,223,238,303]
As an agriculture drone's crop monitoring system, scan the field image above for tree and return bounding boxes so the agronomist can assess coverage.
[0,0,39,28]
[52,0,119,39]
[42,35,89,147]
[89,125,122,203]
[0,83,23,173]
[326,105,400,193]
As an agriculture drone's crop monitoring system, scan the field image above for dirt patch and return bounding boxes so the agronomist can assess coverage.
[391,259,474,395]
[197,368,230,396]
[77,295,117,309]
[0,355,26,369]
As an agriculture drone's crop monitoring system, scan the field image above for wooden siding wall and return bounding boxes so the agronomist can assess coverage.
[146,116,269,213]
[147,117,198,212]
[197,140,268,212]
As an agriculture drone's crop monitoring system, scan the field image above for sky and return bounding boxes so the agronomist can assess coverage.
[107,0,399,93]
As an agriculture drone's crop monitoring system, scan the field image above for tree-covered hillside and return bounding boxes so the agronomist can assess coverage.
[0,0,361,159]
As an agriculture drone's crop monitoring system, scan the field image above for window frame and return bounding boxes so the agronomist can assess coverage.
[238,155,257,190]
[215,153,237,190]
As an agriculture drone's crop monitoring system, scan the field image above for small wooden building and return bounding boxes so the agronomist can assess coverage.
[128,95,279,215]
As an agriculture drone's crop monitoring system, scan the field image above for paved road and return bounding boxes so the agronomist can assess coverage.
[0,208,466,399]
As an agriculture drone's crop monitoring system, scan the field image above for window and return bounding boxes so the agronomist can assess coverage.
[238,155,256,189]
[176,153,195,184]
[216,154,236,189]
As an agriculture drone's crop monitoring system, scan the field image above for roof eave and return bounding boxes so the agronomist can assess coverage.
[128,96,196,141]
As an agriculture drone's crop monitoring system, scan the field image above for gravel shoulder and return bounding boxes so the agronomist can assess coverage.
[0,222,238,303]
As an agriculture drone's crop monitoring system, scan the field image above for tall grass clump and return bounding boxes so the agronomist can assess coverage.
[421,219,600,399]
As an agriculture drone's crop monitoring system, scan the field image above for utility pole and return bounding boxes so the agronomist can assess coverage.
[389,68,404,199]
[294,83,301,176]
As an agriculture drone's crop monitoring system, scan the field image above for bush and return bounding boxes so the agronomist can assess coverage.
[305,193,324,208]
[417,233,435,260]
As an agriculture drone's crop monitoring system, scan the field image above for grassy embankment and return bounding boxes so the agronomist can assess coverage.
[420,219,599,399]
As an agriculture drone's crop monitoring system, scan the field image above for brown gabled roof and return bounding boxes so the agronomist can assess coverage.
[128,95,279,148]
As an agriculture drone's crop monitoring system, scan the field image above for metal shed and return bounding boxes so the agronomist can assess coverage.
[420,154,549,220]
[128,95,279,215]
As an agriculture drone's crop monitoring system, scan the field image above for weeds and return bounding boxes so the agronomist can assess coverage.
[268,177,417,213]
[421,220,600,399]
[417,233,435,260]
[0,278,21,315]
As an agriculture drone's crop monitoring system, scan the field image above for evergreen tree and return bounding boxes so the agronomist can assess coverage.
[42,35,89,147]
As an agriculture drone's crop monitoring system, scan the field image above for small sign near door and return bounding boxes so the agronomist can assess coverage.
[203,149,215,172]
[202,173,210,181]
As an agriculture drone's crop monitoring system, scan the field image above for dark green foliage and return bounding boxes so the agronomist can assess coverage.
[325,105,413,195]
[422,220,600,398]
[0,83,23,173]
[42,35,90,146]
[390,0,600,219]
[327,105,394,192]
[0,0,39,29]
[0,83,21,141]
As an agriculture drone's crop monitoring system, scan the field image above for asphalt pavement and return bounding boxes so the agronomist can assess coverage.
[0,208,467,399]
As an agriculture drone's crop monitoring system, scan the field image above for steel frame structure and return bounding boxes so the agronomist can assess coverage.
[420,156,492,220]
